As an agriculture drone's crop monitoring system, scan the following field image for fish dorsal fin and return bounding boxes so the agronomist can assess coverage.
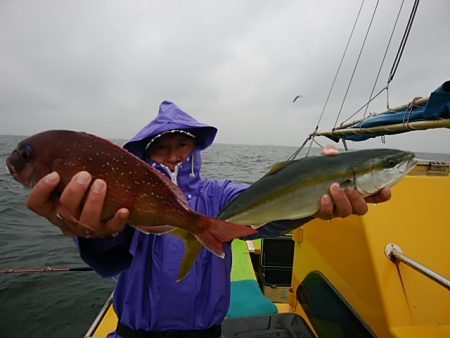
[266,161,291,176]
[175,189,190,210]
[161,175,190,210]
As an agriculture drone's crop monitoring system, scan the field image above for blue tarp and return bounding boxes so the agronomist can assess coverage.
[327,81,450,142]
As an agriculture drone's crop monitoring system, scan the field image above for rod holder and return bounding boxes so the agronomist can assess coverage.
[385,243,449,291]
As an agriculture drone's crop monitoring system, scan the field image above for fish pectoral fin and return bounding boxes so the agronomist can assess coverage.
[170,229,203,282]
[193,216,258,258]
[54,202,96,234]
[339,177,356,189]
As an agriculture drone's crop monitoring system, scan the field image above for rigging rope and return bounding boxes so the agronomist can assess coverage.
[289,0,366,160]
[333,0,380,130]
[315,0,365,131]
[321,0,422,136]
[291,0,423,159]
[362,0,407,118]
[341,0,407,125]
[388,0,420,84]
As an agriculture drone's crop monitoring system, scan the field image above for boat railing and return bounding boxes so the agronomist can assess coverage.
[84,291,115,338]
[385,243,450,291]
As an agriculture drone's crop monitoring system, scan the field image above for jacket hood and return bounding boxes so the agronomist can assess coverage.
[124,101,217,158]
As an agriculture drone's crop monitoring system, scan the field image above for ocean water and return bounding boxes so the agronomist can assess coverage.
[0,134,448,338]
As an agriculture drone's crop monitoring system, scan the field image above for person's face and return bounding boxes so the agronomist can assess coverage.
[147,133,196,172]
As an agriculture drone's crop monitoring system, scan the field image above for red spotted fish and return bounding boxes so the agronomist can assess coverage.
[6,130,257,280]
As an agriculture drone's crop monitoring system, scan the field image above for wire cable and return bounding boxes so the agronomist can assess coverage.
[388,0,420,84]
[341,0,407,125]
[333,0,380,129]
[316,0,365,131]
[289,0,366,160]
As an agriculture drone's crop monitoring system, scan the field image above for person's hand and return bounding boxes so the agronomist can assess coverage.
[314,145,392,220]
[27,171,129,238]
[315,184,391,220]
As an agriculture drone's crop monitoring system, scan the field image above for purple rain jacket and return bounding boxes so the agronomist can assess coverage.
[76,101,249,335]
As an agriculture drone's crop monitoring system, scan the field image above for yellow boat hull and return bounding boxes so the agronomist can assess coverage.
[290,171,450,337]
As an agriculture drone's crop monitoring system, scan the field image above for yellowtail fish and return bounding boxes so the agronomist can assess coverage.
[218,149,417,227]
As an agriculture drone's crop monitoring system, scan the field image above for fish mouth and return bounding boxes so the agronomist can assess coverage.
[5,158,17,178]
[404,158,418,174]
[5,157,36,188]
[395,151,417,175]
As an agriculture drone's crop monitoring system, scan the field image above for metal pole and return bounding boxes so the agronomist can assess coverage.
[385,243,450,291]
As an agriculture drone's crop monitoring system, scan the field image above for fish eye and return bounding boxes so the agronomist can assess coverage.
[19,144,33,162]
[386,159,397,168]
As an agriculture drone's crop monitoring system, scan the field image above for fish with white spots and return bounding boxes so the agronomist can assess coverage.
[6,130,257,280]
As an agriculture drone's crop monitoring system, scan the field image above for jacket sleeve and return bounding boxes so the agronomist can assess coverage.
[217,180,249,211]
[75,225,135,277]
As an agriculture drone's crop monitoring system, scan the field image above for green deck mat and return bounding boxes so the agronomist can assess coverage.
[227,240,277,318]
[231,239,257,281]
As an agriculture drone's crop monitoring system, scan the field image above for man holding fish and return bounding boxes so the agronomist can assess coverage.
[24,101,391,337]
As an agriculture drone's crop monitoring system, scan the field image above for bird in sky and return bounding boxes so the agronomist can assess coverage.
[293,95,303,103]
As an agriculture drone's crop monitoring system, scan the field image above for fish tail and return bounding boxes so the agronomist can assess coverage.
[195,216,258,258]
[172,229,203,282]
[160,228,203,282]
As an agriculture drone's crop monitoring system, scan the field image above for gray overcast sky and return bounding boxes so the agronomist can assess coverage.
[1,0,449,153]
